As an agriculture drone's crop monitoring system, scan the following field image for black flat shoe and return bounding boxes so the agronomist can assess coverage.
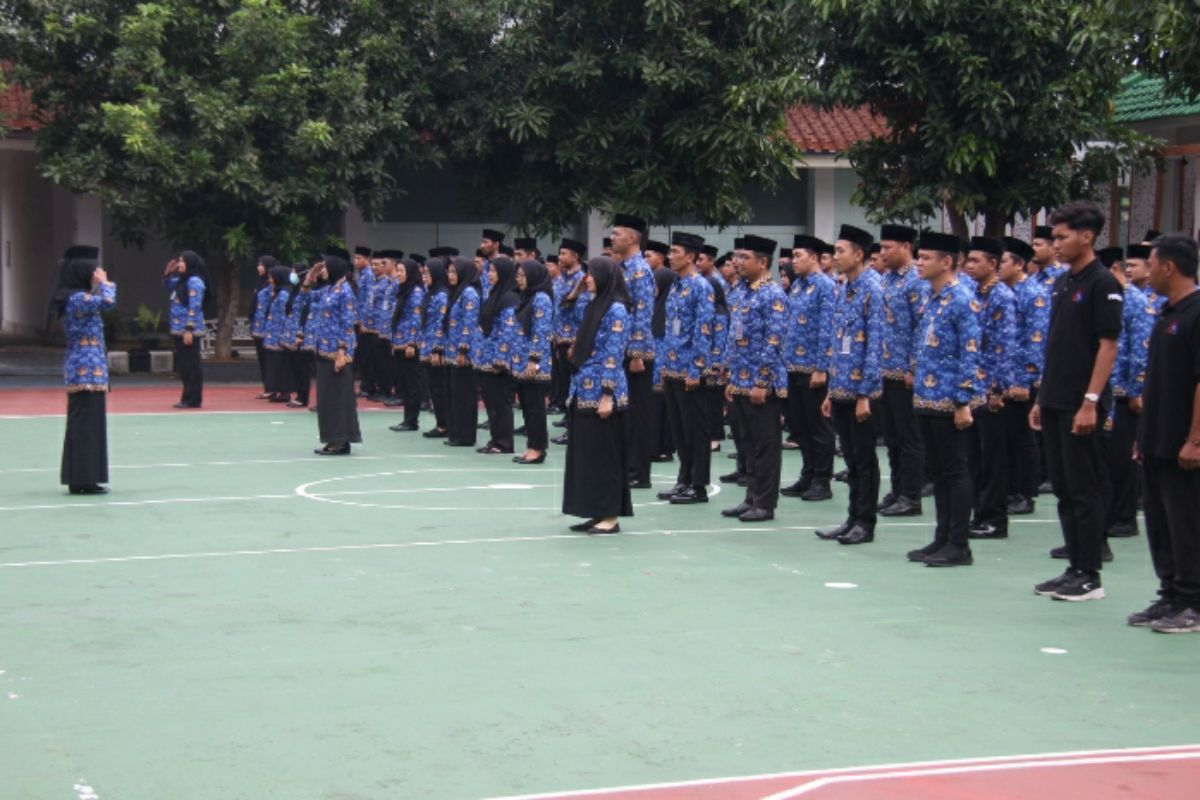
[551,434,569,445]
[837,525,875,545]
[173,402,200,409]
[314,444,351,456]
[816,521,852,540]
[587,523,620,535]
[738,507,774,522]
[513,453,546,464]
[569,518,600,532]
[444,440,475,447]
[481,446,513,455]
[389,422,419,432]
[514,425,528,435]
[68,484,109,495]
[309,406,319,413]
[721,502,751,518]
[423,428,449,438]
[286,400,306,408]
[628,479,652,489]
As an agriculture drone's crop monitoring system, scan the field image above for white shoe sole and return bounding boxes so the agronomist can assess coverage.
[1052,587,1106,601]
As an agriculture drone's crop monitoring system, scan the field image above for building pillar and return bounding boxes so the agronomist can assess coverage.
[344,203,370,251]
[583,208,606,258]
[810,167,836,243]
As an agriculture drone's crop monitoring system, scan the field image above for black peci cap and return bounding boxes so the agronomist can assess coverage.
[612,214,647,234]
[671,232,706,251]
[1002,237,1034,262]
[837,224,874,251]
[1126,243,1151,260]
[969,236,1004,258]
[879,224,917,244]
[1098,246,1125,267]
[1033,225,1054,241]
[482,229,505,243]
[644,240,669,256]
[917,231,963,255]
[514,237,538,251]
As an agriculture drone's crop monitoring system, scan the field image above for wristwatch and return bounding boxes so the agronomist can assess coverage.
[1083,392,1100,403]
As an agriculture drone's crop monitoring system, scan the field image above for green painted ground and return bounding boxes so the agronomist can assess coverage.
[0,411,1195,800]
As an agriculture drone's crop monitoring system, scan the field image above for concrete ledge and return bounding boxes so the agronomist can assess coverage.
[107,351,130,375]
[149,350,174,374]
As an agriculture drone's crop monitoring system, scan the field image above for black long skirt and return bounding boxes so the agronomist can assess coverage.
[315,358,362,445]
[447,365,478,445]
[265,348,293,395]
[61,391,108,487]
[289,350,313,405]
[563,405,633,519]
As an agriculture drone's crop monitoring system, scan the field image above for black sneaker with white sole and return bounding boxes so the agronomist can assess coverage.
[1034,570,1075,597]
[1051,571,1105,601]
[1150,607,1200,633]
[1127,599,1176,627]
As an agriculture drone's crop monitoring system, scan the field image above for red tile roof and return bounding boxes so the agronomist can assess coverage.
[785,104,888,154]
[1,81,40,131]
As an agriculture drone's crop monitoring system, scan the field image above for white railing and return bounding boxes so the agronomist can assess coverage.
[200,317,254,359]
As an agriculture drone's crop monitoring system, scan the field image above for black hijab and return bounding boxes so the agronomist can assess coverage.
[323,254,352,287]
[479,255,520,336]
[50,254,100,318]
[422,258,450,327]
[179,250,214,306]
[516,259,553,339]
[447,255,479,308]
[287,262,305,316]
[651,268,677,338]
[257,255,277,289]
[268,265,291,298]
[706,273,729,318]
[391,258,423,329]
[571,257,632,371]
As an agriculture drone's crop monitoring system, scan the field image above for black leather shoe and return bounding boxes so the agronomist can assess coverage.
[719,471,744,484]
[968,523,1008,539]
[308,406,319,413]
[286,400,307,408]
[628,479,652,489]
[907,541,941,562]
[782,439,801,450]
[800,482,833,501]
[173,402,200,409]
[315,444,350,456]
[1007,496,1035,515]
[1050,544,1068,559]
[587,523,620,535]
[721,502,751,518]
[513,453,546,464]
[389,422,419,432]
[669,487,708,505]
[552,418,568,428]
[69,484,109,495]
[1106,521,1139,538]
[815,521,852,540]
[422,428,448,438]
[877,492,897,510]
[837,525,874,545]
[833,469,849,483]
[738,507,774,522]
[736,475,750,487]
[551,434,569,445]
[920,482,934,497]
[1038,480,1054,494]
[780,480,809,498]
[924,545,973,567]
[657,484,686,500]
[569,518,600,532]
[650,454,675,463]
[879,496,922,517]
[383,398,404,407]
[514,425,528,435]
[477,421,489,430]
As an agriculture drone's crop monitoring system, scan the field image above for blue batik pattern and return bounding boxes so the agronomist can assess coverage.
[785,271,836,374]
[301,286,325,352]
[262,289,291,350]
[284,291,308,349]
[1009,275,1050,389]
[569,304,631,410]
[726,279,789,397]
[660,273,714,382]
[63,283,117,392]
[621,252,655,360]
[314,280,358,362]
[974,279,1017,395]
[512,293,554,382]
[704,303,729,385]
[1038,264,1068,291]
[553,271,586,342]
[250,285,272,338]
[355,267,375,313]
[164,275,205,334]
[366,276,398,336]
[913,280,982,413]
[481,307,521,374]
[1143,287,1167,314]
[419,290,449,360]
[1112,284,1155,399]
[827,269,884,402]
[392,286,425,350]
[448,287,480,365]
[880,265,926,378]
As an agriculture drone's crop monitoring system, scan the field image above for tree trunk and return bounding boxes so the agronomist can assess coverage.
[214,252,240,361]
[946,206,970,241]
[982,210,1007,239]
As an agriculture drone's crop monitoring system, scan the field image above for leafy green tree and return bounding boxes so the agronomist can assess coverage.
[1118,0,1200,101]
[802,0,1155,238]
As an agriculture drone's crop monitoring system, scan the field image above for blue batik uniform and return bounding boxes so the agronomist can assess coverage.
[956,270,978,294]
[621,252,655,361]
[301,286,325,352]
[367,276,398,337]
[250,284,272,339]
[355,267,375,316]
[1142,287,1167,314]
[262,289,291,350]
[724,279,746,356]
[1038,263,1068,291]
[1111,284,1154,401]
[880,265,925,379]
[1009,275,1051,389]
[553,270,585,343]
[827,270,884,402]
[660,273,714,382]
[974,278,1017,397]
[482,307,522,374]
[479,258,492,301]
[448,287,480,365]
[392,286,425,351]
[419,289,449,360]
[726,278,789,398]
[570,304,631,410]
[63,282,117,392]
[284,291,307,349]
[913,280,982,413]
[785,271,835,374]
[704,295,729,386]
[314,281,358,362]
[164,275,205,334]
[512,293,554,381]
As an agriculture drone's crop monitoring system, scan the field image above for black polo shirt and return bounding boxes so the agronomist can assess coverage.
[1038,259,1124,410]
[1140,289,1200,460]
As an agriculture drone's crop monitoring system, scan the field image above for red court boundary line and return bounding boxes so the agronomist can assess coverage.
[485,744,1200,800]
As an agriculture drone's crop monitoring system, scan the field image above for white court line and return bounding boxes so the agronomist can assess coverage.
[760,751,1200,800]
[482,744,1200,800]
[0,521,965,568]
[0,454,448,475]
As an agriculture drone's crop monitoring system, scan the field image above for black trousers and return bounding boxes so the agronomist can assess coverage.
[370,336,396,397]
[289,350,312,405]
[786,372,834,483]
[479,370,514,451]
[396,352,426,426]
[446,365,478,445]
[705,383,726,441]
[969,404,1009,531]
[1105,399,1141,529]
[518,380,548,450]
[831,401,880,530]
[253,337,267,390]
[61,391,108,487]
[665,378,711,490]
[623,358,655,483]
[355,331,375,393]
[174,335,203,407]
[265,348,293,395]
[1143,457,1200,607]
[314,358,361,445]
[1004,396,1040,500]
[426,362,449,430]
[729,396,746,474]
[918,413,972,549]
[550,343,571,409]
[563,405,633,519]
[731,395,782,510]
[652,390,674,458]
[881,379,924,500]
[1040,405,1107,574]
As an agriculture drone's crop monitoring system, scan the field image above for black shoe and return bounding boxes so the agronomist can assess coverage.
[877,492,897,510]
[906,541,941,562]
[479,445,513,455]
[587,523,621,535]
[1038,480,1054,494]
[800,482,833,501]
[569,518,600,532]
[837,525,874,545]
[816,521,852,540]
[422,428,448,438]
[968,523,1008,539]
[833,469,849,482]
[551,433,569,445]
[1106,521,1139,538]
[670,487,708,505]
[444,440,475,447]
[268,395,289,403]
[1007,496,1035,515]
[650,454,675,463]
[719,471,744,484]
[736,476,750,487]
[1150,607,1200,633]
[780,480,809,498]
[547,405,564,415]
[879,496,922,517]
[727,451,738,459]
[1050,545,1068,559]
[920,482,934,498]
[552,418,568,428]
[389,422,419,432]
[1102,541,1114,562]
[68,484,109,495]
[1052,571,1105,602]
[383,398,404,407]
[721,502,752,518]
[309,406,319,413]
[315,443,351,456]
[657,484,686,500]
[924,545,973,567]
[738,507,774,522]
[782,439,800,450]
[1128,599,1176,627]
[475,445,494,453]
[173,402,200,409]
[513,453,546,464]
[1034,570,1074,596]
[514,425,528,435]
[628,479,652,489]
[368,394,386,403]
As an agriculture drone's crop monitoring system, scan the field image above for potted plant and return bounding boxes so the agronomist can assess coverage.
[129,304,164,372]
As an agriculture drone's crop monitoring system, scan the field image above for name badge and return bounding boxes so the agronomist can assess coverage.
[734,320,745,339]
[841,335,852,355]
[672,318,681,336]
[925,324,936,346]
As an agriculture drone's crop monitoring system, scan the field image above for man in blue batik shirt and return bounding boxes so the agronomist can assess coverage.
[611,214,657,489]
[1032,225,1068,291]
[816,225,884,545]
[877,224,927,517]
[908,232,981,567]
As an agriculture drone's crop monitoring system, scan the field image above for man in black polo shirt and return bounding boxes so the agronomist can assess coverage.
[1131,234,1200,633]
[1030,201,1123,602]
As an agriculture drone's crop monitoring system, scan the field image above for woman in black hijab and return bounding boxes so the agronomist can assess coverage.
[419,258,452,438]
[512,259,555,464]
[250,255,277,398]
[650,267,677,463]
[263,264,296,402]
[563,257,634,533]
[444,255,483,447]
[306,252,362,454]
[475,255,521,454]
[54,246,116,494]
[387,258,427,432]
[163,249,212,408]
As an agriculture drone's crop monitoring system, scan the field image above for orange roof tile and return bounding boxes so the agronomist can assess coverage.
[785,104,888,154]
[0,81,40,131]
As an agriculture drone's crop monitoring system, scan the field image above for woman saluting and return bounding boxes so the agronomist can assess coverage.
[563,257,633,534]
[52,246,116,494]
